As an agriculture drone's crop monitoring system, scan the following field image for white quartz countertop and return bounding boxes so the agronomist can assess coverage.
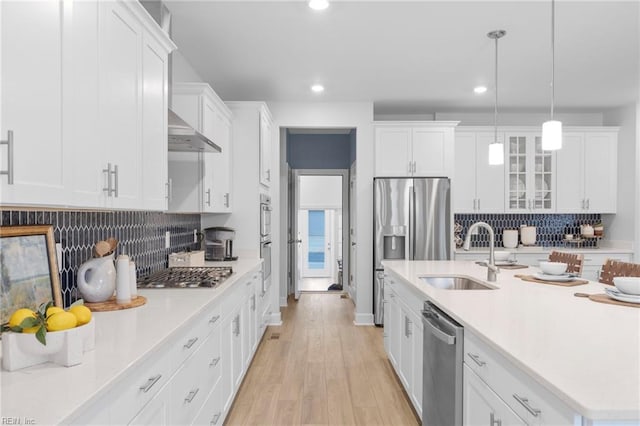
[382,260,640,421]
[0,257,263,425]
[454,245,634,254]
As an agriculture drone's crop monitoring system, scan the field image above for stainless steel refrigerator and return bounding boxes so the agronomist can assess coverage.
[374,177,452,325]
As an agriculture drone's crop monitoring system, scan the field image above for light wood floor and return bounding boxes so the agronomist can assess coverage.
[225,293,420,426]
[299,277,335,292]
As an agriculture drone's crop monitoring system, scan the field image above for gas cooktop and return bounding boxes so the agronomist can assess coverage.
[137,266,233,289]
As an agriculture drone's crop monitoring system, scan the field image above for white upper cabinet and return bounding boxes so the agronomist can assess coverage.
[505,132,555,213]
[374,122,457,177]
[168,83,232,213]
[556,130,618,213]
[259,109,273,188]
[0,0,174,210]
[0,1,66,205]
[453,130,504,213]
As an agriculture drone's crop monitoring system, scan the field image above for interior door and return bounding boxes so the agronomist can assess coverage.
[301,209,332,278]
[293,170,302,300]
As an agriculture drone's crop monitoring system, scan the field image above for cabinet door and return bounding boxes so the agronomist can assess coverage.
[100,1,142,209]
[584,132,617,213]
[210,110,232,212]
[453,132,477,213]
[201,152,216,213]
[220,314,235,414]
[555,133,585,213]
[232,311,243,389]
[65,0,104,208]
[531,135,554,212]
[475,132,505,213]
[259,111,272,187]
[0,0,67,205]
[388,290,401,370]
[399,308,413,392]
[505,134,529,211]
[412,127,453,177]
[201,95,217,144]
[168,152,203,213]
[375,127,412,176]
[141,32,169,211]
[463,364,527,426]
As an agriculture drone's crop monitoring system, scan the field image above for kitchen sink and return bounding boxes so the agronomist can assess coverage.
[419,276,496,290]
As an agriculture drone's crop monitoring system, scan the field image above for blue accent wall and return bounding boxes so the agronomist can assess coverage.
[287,133,352,169]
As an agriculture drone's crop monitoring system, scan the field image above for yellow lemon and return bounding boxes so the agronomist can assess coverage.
[46,306,64,318]
[68,305,92,326]
[8,308,39,332]
[46,311,77,332]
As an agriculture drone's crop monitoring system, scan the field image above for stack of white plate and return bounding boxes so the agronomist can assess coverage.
[532,272,577,282]
[606,277,640,304]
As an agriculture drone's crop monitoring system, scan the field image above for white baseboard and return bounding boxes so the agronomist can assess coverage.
[279,296,288,307]
[269,312,282,326]
[353,313,374,326]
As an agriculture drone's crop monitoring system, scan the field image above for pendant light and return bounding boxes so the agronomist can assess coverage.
[542,0,562,150]
[488,30,506,165]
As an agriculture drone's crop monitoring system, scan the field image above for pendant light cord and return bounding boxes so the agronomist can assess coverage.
[494,34,499,144]
[550,0,555,120]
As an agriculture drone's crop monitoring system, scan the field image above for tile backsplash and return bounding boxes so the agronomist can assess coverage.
[1,210,200,307]
[455,213,601,248]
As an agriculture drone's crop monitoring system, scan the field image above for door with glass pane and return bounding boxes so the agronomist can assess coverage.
[505,133,554,212]
[300,209,332,277]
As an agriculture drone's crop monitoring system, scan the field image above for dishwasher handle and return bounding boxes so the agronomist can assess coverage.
[422,312,456,345]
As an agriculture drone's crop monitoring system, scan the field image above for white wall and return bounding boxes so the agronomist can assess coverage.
[299,175,342,209]
[271,102,375,325]
[602,104,637,250]
[171,50,204,83]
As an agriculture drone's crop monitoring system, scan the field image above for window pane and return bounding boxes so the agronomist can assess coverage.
[308,210,325,269]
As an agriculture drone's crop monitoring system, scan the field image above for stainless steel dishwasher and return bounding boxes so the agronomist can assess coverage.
[422,301,464,426]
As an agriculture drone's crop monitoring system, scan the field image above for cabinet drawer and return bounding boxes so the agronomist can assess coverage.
[193,378,223,426]
[170,333,214,425]
[172,309,211,369]
[464,332,575,425]
[202,325,222,387]
[109,343,173,425]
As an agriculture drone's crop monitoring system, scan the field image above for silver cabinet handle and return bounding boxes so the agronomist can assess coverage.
[404,316,412,337]
[183,337,198,349]
[209,315,220,324]
[246,280,252,286]
[467,353,486,367]
[0,130,14,184]
[233,315,240,336]
[251,294,256,311]
[166,179,172,201]
[103,163,112,195]
[211,412,221,425]
[110,164,119,197]
[586,198,590,209]
[224,192,230,207]
[477,199,481,210]
[513,394,541,417]
[267,169,271,181]
[473,199,477,210]
[408,161,412,174]
[185,388,199,403]
[139,374,162,393]
[412,161,417,173]
[581,199,586,210]
[206,188,211,206]
[490,412,502,426]
[209,356,221,367]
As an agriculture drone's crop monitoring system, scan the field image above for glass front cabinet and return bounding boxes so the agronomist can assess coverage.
[505,132,555,212]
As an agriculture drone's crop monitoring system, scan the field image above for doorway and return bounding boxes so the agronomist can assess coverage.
[291,171,348,297]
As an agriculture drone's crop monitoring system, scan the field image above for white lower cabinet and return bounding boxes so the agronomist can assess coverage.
[383,272,423,419]
[66,265,264,425]
[464,364,526,426]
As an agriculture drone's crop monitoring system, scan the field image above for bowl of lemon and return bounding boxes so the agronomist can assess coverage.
[2,302,95,371]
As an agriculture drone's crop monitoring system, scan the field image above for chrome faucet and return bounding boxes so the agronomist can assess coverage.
[463,221,499,282]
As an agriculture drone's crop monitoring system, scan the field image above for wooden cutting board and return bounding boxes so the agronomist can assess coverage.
[515,274,588,287]
[85,295,147,312]
[588,294,640,308]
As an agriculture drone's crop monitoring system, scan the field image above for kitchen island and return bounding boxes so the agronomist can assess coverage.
[383,260,640,424]
[0,258,264,425]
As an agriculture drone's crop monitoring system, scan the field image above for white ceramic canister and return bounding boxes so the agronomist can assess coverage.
[502,229,519,249]
[129,260,137,299]
[116,252,131,304]
[521,225,537,246]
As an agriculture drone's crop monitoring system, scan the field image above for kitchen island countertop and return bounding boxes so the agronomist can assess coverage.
[382,260,640,422]
[0,257,263,425]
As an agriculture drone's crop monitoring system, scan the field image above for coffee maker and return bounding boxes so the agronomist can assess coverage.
[204,227,237,261]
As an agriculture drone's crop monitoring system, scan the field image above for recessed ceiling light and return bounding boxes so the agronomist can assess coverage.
[311,84,325,93]
[474,86,488,94]
[308,0,329,11]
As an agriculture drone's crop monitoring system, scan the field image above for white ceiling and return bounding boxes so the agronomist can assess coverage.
[166,0,639,115]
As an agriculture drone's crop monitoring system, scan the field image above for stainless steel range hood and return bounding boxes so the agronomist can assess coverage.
[168,109,221,153]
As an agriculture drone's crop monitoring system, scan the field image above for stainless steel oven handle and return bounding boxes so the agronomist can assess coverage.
[422,314,456,345]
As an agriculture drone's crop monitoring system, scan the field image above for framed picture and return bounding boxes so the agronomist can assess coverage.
[0,225,62,325]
